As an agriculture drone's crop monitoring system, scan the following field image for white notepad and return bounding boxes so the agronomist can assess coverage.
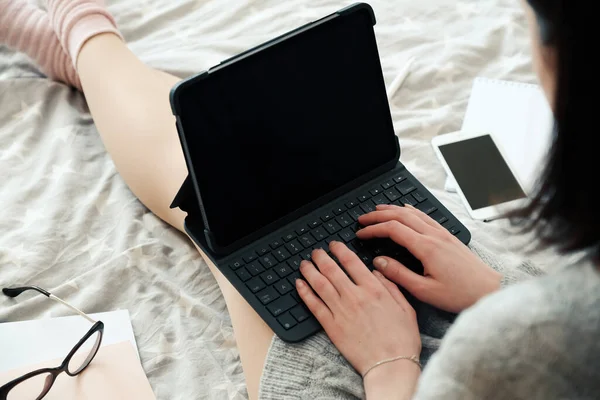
[0,310,139,373]
[445,77,554,193]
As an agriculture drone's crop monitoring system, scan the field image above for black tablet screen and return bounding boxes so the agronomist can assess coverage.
[176,9,397,247]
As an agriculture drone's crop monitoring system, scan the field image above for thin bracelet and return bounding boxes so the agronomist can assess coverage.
[362,355,421,379]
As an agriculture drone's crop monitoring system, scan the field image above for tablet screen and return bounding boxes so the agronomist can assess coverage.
[438,135,526,210]
[176,9,397,247]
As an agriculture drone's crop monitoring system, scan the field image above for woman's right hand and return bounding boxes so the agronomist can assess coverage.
[356,204,502,313]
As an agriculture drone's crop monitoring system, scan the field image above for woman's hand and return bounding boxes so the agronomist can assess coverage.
[357,204,502,313]
[296,241,421,398]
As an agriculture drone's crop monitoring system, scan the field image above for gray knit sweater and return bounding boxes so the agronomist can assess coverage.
[414,263,600,400]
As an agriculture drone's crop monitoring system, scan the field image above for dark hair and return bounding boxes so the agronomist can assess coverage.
[511,1,598,262]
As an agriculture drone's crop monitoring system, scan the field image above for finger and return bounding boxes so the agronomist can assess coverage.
[311,248,355,294]
[329,241,377,286]
[405,204,445,230]
[300,260,341,307]
[373,256,433,300]
[372,269,413,312]
[359,208,434,235]
[296,279,334,327]
[356,220,426,259]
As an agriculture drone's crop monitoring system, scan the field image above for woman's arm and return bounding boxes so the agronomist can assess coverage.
[363,360,421,400]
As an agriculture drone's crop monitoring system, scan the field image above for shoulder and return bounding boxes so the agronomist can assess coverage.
[414,264,600,400]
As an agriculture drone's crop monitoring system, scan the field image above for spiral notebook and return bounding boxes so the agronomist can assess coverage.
[445,77,554,193]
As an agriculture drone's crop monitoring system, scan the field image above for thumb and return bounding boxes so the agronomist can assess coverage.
[373,256,430,297]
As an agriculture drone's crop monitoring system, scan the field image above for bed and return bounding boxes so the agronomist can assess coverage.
[0,0,566,398]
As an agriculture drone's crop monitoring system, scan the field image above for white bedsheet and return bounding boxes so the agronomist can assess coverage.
[0,0,567,398]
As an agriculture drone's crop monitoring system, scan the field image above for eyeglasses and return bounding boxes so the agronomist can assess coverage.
[0,286,104,400]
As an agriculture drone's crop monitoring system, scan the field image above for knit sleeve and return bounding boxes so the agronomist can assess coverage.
[413,280,562,400]
[468,240,545,288]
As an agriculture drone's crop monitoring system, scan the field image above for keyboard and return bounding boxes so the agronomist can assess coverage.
[223,170,466,342]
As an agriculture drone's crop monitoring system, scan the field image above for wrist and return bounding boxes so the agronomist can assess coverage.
[363,358,421,400]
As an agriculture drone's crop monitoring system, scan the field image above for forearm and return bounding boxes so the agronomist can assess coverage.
[364,360,421,400]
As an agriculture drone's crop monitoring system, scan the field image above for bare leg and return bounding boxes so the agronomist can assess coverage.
[77,33,273,400]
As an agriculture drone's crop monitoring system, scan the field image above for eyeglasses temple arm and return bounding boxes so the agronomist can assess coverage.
[48,294,96,324]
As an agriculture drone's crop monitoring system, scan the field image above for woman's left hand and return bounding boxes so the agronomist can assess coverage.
[296,240,421,378]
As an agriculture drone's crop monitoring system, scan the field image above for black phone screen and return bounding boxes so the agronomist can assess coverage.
[175,9,397,247]
[438,135,526,210]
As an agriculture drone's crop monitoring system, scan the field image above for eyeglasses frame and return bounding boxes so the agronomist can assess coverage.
[0,286,104,400]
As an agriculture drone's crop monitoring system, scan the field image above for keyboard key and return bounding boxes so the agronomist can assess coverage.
[290,305,311,322]
[372,194,387,205]
[430,210,449,225]
[369,187,383,196]
[275,263,293,278]
[449,226,460,235]
[299,234,315,248]
[333,206,346,215]
[358,253,373,265]
[348,207,364,221]
[416,200,437,215]
[325,236,339,245]
[357,193,371,202]
[236,267,252,282]
[321,212,334,222]
[360,201,376,213]
[257,287,279,305]
[384,188,401,202]
[400,195,418,207]
[393,173,407,183]
[300,249,313,261]
[287,256,302,270]
[260,269,279,285]
[324,220,342,234]
[243,253,257,263]
[412,191,427,203]
[246,277,266,293]
[285,240,303,255]
[267,294,297,317]
[311,227,328,241]
[287,271,302,286]
[274,280,294,295]
[290,290,301,303]
[352,239,366,252]
[256,246,270,256]
[336,213,353,228]
[270,239,283,249]
[308,219,321,228]
[338,228,356,243]
[259,254,277,269]
[397,181,417,195]
[246,261,265,276]
[283,232,297,242]
[312,241,328,252]
[296,225,309,235]
[346,200,359,208]
[381,180,394,189]
[230,260,244,270]
[278,312,298,330]
[273,247,291,262]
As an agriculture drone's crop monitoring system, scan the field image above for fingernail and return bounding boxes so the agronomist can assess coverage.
[300,260,309,269]
[330,240,339,247]
[373,257,388,270]
[296,279,305,288]
[373,270,383,278]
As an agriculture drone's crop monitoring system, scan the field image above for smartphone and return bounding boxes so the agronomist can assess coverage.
[431,131,528,220]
